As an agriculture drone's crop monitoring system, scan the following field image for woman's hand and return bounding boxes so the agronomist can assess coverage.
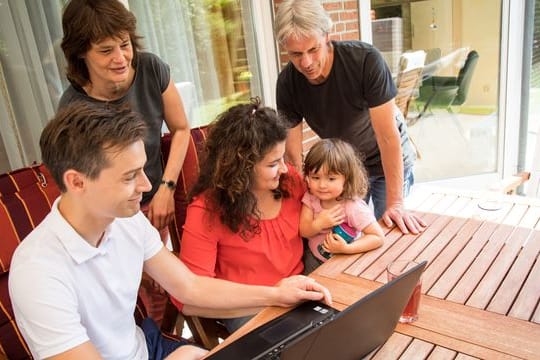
[275,275,332,307]
[147,186,175,231]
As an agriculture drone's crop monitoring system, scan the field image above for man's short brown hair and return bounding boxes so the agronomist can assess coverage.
[40,101,147,192]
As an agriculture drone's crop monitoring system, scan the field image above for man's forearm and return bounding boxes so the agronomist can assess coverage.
[379,139,404,207]
[285,123,304,171]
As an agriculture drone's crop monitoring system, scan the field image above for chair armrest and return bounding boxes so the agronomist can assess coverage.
[184,315,230,350]
[495,172,530,195]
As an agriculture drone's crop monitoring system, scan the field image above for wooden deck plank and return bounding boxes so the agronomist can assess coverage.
[533,303,540,324]
[444,194,473,213]
[488,230,540,315]
[344,226,412,277]
[427,346,457,360]
[508,249,540,321]
[345,213,439,278]
[415,217,469,290]
[447,224,513,304]
[370,332,411,360]
[454,354,481,360]
[394,295,540,360]
[473,200,513,223]
[405,189,434,211]
[428,221,498,298]
[355,232,422,281]
[371,215,454,283]
[519,205,540,229]
[315,273,540,360]
[430,194,460,214]
[399,339,434,360]
[501,203,528,226]
[466,227,531,309]
[415,193,447,213]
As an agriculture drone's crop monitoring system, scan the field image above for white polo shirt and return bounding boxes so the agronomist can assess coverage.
[9,198,163,359]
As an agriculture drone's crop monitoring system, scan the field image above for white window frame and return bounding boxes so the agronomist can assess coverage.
[251,0,279,108]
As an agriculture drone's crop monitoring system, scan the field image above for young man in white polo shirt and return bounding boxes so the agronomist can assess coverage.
[8,102,331,360]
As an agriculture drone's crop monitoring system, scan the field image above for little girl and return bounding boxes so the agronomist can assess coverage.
[300,138,385,273]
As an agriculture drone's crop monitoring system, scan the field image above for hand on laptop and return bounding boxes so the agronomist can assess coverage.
[274,275,332,307]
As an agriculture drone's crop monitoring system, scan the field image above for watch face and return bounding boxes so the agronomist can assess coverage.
[162,180,176,189]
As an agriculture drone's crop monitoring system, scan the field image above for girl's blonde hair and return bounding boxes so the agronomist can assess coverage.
[303,138,369,199]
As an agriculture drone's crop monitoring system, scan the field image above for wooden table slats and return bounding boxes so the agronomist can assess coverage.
[426,346,458,360]
[427,221,498,299]
[446,224,514,304]
[488,229,540,316]
[420,218,481,292]
[466,226,531,309]
[369,332,411,359]
[207,188,540,359]
[397,339,434,360]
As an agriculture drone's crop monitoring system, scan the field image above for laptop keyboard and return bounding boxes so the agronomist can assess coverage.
[260,314,336,359]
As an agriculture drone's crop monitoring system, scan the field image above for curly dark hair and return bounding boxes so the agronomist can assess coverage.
[190,98,290,239]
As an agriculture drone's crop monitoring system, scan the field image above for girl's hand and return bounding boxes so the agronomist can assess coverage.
[313,204,346,232]
[322,232,348,254]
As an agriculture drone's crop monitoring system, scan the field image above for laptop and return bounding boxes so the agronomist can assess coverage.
[207,260,427,360]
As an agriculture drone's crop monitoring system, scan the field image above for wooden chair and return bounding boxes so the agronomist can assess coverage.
[395,67,424,123]
[0,164,58,359]
[415,50,479,119]
[0,160,195,358]
[161,126,232,349]
[394,53,425,159]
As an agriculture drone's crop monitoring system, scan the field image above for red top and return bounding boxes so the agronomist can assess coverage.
[172,164,306,310]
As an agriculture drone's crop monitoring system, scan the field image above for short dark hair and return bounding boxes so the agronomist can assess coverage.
[61,0,143,87]
[190,98,290,239]
[40,101,147,192]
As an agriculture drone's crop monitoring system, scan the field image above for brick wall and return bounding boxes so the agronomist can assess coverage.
[272,0,360,68]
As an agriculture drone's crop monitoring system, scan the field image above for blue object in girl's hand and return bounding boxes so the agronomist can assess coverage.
[332,223,357,243]
[318,223,357,259]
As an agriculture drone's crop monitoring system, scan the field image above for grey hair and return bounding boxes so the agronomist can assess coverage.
[275,0,333,45]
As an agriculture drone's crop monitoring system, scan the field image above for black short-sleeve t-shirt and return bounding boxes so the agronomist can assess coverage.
[276,40,415,176]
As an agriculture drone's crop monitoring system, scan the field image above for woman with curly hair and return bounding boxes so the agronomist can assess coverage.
[172,99,306,332]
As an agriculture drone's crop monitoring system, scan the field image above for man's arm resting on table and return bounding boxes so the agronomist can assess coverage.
[369,100,426,234]
[285,123,304,172]
[144,248,332,318]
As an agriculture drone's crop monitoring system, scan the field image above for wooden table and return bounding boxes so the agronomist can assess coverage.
[207,187,540,359]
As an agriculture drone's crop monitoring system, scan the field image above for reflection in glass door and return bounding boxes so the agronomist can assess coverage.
[371,0,502,183]
[129,0,262,127]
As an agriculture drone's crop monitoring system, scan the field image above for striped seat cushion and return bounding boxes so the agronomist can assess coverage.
[161,126,209,252]
[0,164,59,359]
[0,164,155,359]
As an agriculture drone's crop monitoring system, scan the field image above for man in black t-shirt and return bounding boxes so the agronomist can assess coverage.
[275,0,425,234]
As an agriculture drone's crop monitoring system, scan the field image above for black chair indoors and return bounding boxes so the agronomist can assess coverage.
[415,50,479,120]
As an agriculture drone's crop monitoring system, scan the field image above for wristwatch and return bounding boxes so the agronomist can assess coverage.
[160,179,176,190]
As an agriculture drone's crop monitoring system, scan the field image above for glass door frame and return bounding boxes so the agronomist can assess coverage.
[257,0,527,187]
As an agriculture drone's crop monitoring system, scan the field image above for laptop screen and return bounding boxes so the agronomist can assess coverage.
[207,260,427,360]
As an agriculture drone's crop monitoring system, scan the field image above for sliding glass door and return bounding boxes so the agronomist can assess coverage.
[371,0,502,183]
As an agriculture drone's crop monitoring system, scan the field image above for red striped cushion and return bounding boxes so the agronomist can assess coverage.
[162,126,209,251]
[0,164,59,359]
[0,165,59,274]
